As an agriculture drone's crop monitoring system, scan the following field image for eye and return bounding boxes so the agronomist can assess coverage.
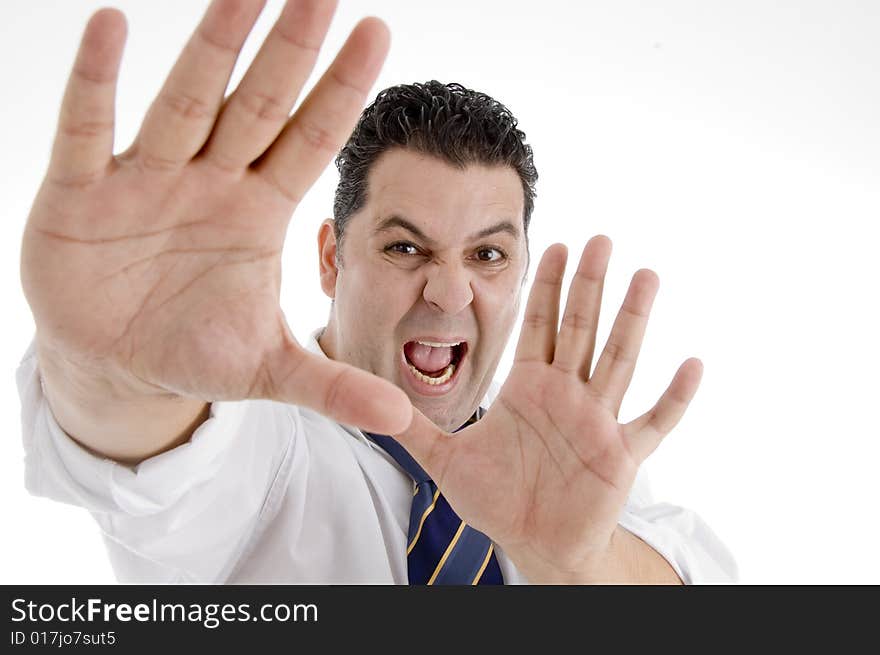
[385,241,422,256]
[474,247,506,263]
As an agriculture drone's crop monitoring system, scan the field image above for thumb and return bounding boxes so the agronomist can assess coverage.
[266,345,413,436]
[391,407,451,485]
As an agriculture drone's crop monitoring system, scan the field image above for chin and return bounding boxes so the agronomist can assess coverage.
[415,399,475,432]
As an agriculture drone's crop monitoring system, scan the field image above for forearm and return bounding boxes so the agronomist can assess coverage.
[514,526,683,585]
[582,526,683,584]
[37,342,210,467]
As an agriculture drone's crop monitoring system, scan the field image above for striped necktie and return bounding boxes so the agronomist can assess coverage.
[366,408,504,585]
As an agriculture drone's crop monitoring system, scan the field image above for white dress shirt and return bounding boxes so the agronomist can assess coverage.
[17,329,738,584]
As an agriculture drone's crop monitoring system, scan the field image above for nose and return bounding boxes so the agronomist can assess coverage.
[422,259,474,315]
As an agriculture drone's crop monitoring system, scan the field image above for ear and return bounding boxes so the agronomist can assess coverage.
[317,219,339,299]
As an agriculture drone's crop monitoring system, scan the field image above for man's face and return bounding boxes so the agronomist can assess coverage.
[318,149,528,432]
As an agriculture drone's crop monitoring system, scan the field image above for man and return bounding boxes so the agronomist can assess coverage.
[18,0,735,583]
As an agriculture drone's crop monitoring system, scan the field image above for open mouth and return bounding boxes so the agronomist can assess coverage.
[402,339,468,386]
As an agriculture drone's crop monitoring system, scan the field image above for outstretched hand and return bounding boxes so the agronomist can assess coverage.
[21,0,412,438]
[395,236,703,581]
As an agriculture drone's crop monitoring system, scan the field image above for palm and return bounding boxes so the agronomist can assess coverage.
[20,1,411,436]
[396,238,704,577]
[444,363,633,570]
[24,162,293,401]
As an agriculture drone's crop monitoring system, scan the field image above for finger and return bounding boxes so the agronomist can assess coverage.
[134,0,266,170]
[622,358,703,461]
[514,244,568,364]
[589,269,659,415]
[203,0,337,170]
[263,342,413,436]
[552,235,611,378]
[254,17,390,204]
[48,9,127,186]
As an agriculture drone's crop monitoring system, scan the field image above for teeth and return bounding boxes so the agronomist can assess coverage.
[416,340,461,348]
[407,362,456,385]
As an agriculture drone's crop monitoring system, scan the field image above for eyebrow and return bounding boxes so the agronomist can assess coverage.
[373,215,520,243]
[471,220,519,240]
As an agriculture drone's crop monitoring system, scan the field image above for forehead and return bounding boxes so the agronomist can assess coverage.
[361,149,525,238]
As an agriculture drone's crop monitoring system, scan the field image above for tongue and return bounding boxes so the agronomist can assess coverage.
[404,342,453,374]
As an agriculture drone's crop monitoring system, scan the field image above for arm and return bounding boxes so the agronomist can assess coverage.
[18,342,297,583]
[396,237,730,584]
[565,526,683,585]
[21,0,410,467]
[36,342,209,466]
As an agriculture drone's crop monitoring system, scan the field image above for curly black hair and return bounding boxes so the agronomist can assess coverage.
[332,81,537,248]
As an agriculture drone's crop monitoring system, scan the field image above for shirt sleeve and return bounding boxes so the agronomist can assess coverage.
[617,467,739,584]
[16,340,297,583]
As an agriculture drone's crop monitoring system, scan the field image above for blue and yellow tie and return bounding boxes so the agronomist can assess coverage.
[366,408,504,585]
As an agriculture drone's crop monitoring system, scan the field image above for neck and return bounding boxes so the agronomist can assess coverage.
[317,320,338,361]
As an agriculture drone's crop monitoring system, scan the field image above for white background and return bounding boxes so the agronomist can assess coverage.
[1,0,878,584]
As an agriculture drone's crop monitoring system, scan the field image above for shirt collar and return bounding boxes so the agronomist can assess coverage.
[303,328,376,448]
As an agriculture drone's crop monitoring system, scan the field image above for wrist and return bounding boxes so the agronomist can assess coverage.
[506,527,683,585]
[506,534,616,585]
[36,338,168,404]
[35,339,210,465]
